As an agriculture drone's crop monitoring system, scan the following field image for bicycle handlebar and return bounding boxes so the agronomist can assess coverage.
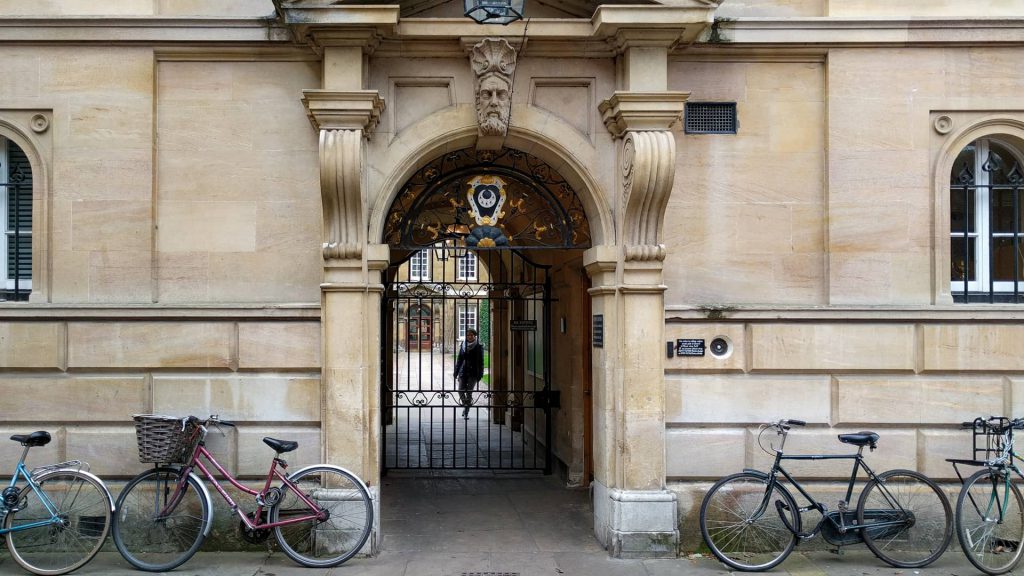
[188,415,237,433]
[962,416,1024,434]
[785,419,806,427]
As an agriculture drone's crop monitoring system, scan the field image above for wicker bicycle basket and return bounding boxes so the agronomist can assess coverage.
[133,414,199,464]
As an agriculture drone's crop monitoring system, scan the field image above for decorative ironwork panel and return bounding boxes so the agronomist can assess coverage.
[381,248,553,472]
[382,147,591,250]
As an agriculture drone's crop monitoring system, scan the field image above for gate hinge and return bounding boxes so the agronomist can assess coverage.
[535,390,560,409]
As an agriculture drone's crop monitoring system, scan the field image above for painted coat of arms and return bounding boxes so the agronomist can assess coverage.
[465,175,510,247]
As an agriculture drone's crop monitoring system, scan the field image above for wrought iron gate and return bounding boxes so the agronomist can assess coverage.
[381,249,554,472]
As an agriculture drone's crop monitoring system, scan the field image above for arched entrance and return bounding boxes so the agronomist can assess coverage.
[380,146,592,477]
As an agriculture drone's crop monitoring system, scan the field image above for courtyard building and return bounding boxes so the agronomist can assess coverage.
[1,0,1023,557]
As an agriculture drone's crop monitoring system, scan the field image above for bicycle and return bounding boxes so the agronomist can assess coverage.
[112,415,373,572]
[699,419,952,571]
[0,431,114,576]
[947,416,1024,575]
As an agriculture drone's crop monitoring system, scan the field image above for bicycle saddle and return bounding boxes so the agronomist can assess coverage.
[263,437,298,453]
[10,431,51,447]
[838,431,879,447]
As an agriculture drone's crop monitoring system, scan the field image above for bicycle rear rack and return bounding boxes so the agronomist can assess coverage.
[29,460,89,481]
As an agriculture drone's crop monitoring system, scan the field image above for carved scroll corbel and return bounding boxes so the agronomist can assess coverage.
[598,91,686,262]
[621,130,674,262]
[302,90,384,262]
[320,129,363,260]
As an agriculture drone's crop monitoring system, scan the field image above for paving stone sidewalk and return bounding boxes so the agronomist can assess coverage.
[0,474,983,576]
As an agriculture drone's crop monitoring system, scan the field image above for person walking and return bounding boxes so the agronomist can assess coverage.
[454,328,484,419]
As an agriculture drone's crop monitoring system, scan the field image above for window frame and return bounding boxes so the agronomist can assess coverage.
[409,250,431,282]
[457,303,478,342]
[456,251,477,281]
[937,117,1024,305]
[949,136,1024,299]
[0,136,32,295]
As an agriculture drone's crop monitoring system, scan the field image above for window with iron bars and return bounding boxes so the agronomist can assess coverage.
[950,137,1024,302]
[1,136,31,302]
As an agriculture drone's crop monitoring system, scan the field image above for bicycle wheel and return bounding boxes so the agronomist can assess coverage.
[858,469,952,568]
[3,469,112,576]
[112,467,211,572]
[699,472,799,571]
[271,465,373,568]
[956,468,1024,575]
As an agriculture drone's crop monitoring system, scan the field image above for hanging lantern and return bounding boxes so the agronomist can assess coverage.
[464,0,524,25]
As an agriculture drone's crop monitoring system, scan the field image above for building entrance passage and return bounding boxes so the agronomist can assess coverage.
[379,146,593,475]
[382,249,553,472]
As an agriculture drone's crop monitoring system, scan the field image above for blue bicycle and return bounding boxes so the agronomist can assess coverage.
[1,431,114,575]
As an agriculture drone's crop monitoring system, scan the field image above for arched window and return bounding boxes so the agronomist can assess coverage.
[0,136,31,301]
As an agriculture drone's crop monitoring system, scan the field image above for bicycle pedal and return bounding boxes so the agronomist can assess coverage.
[829,548,844,556]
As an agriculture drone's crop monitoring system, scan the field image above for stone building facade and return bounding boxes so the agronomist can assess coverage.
[1,0,1023,558]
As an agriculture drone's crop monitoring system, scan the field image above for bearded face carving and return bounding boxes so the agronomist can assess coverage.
[477,74,511,136]
[470,39,516,147]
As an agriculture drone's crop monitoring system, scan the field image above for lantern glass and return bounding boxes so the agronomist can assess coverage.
[464,0,524,24]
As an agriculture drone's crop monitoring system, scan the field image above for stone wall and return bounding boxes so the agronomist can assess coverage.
[0,316,322,478]
[664,316,1022,550]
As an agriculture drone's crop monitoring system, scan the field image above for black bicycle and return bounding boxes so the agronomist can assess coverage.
[699,419,952,571]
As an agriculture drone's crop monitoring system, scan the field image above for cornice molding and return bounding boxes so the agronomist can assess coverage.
[4,13,1018,49]
[598,91,688,137]
[707,17,1024,47]
[0,304,320,320]
[665,305,1024,322]
[302,90,385,133]
[0,16,292,43]
[154,46,318,61]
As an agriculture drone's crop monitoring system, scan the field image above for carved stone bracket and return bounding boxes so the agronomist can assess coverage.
[599,91,686,261]
[302,90,385,261]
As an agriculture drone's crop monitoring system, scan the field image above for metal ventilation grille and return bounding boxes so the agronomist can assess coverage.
[685,102,737,134]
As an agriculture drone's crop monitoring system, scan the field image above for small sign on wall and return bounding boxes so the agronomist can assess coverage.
[511,319,537,331]
[592,314,603,348]
[675,339,705,357]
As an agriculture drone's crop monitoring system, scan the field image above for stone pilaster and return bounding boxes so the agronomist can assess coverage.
[303,88,386,556]
[591,91,685,558]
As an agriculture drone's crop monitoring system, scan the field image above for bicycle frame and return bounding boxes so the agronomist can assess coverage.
[957,418,1024,525]
[0,446,64,535]
[754,445,909,539]
[155,443,326,532]
[971,454,1024,524]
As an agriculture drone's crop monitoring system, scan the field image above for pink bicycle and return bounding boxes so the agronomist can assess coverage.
[112,415,372,571]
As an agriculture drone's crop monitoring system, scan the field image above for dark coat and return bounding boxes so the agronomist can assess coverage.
[454,341,484,382]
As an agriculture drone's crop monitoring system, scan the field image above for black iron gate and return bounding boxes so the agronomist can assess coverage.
[381,248,554,472]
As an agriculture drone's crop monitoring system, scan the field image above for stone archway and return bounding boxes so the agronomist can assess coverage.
[301,52,687,559]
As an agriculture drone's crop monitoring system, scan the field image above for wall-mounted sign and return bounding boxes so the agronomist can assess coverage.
[676,339,705,357]
[592,314,604,348]
[511,319,537,331]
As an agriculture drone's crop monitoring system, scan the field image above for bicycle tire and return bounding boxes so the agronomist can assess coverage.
[955,468,1024,575]
[271,464,373,568]
[699,471,799,571]
[858,469,952,568]
[112,467,211,572]
[3,469,113,576]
